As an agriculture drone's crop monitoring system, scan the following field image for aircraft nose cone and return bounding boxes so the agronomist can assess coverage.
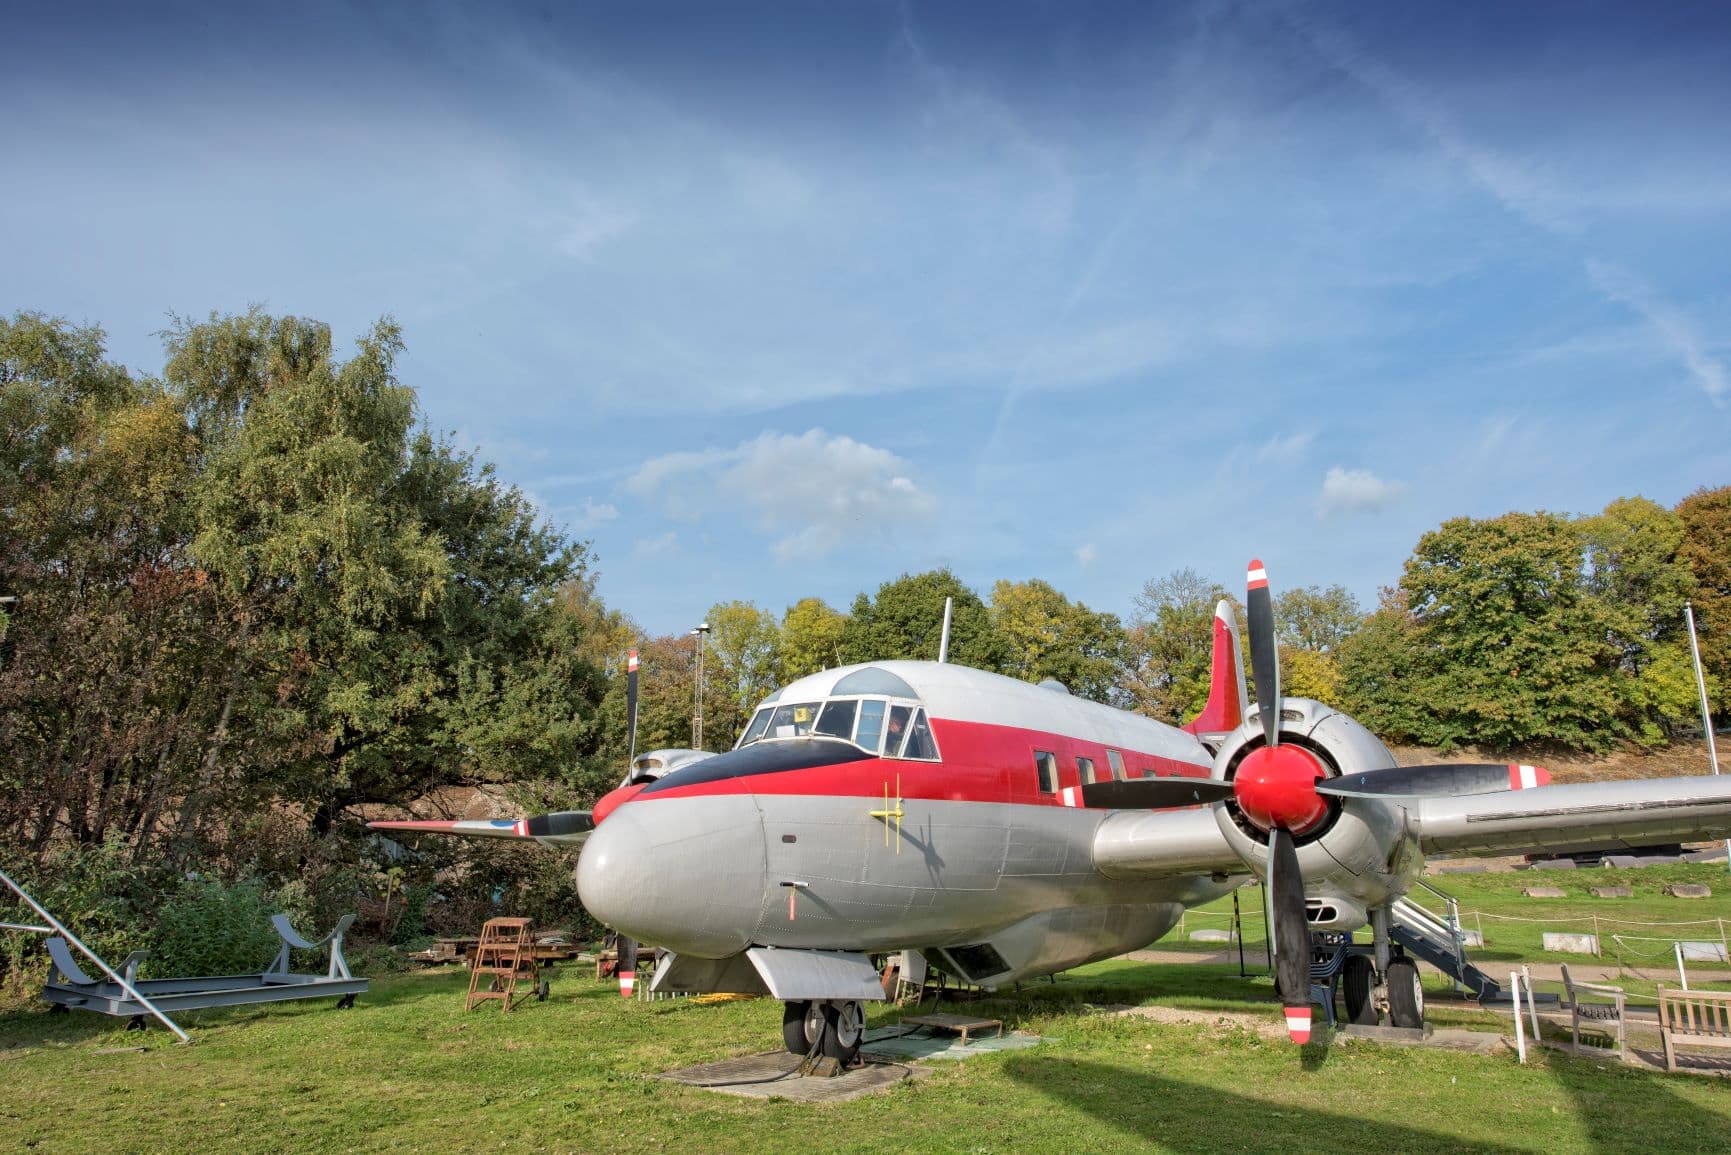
[575,793,767,958]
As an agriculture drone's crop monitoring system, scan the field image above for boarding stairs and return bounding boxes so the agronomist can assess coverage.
[1387,881,1554,1005]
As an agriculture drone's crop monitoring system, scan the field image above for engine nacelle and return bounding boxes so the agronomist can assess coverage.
[1209,699,1423,924]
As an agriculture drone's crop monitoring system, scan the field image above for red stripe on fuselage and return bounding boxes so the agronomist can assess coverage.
[633,717,1211,807]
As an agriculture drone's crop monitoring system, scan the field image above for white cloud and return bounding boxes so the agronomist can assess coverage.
[631,531,678,557]
[577,498,619,527]
[1586,260,1728,402]
[554,188,637,262]
[1075,543,1099,568]
[628,429,935,561]
[1317,467,1404,518]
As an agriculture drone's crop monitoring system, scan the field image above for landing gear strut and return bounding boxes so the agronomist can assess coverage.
[1362,904,1425,1031]
[781,999,864,1064]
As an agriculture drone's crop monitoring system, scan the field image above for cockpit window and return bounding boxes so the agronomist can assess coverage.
[735,692,936,760]
[899,708,939,761]
[769,702,821,738]
[738,708,773,747]
[814,699,857,740]
[854,699,886,753]
[884,704,914,757]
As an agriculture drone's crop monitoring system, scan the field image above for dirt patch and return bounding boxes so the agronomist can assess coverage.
[1098,1001,1291,1042]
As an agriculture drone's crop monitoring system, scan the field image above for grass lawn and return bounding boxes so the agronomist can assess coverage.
[4,956,1731,1154]
[1173,862,1731,979]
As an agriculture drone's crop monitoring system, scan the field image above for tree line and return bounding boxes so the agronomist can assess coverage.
[2,308,1726,961]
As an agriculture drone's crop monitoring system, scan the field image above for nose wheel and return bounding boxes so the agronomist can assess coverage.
[781,999,864,1064]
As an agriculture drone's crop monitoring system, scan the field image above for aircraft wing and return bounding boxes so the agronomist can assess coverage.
[369,810,595,848]
[1410,776,1731,857]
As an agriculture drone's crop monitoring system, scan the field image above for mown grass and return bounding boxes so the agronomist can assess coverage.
[1171,862,1731,972]
[4,957,1730,1153]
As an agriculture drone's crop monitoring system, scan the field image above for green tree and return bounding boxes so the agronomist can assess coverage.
[839,569,1007,671]
[171,310,596,829]
[990,578,1128,703]
[778,597,847,681]
[1274,584,1364,653]
[1677,485,1731,716]
[704,601,783,741]
[1123,568,1236,725]
[1395,512,1625,751]
[1335,587,1432,741]
[1579,496,1699,740]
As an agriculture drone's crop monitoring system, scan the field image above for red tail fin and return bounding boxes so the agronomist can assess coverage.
[1182,600,1248,737]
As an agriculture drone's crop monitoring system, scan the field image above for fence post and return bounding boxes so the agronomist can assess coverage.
[1511,971,1527,1063]
[1523,965,1541,1042]
[1592,914,1601,957]
[1676,942,1690,992]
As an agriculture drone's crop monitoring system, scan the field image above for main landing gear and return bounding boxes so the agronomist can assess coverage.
[782,999,865,1064]
[1333,908,1425,1030]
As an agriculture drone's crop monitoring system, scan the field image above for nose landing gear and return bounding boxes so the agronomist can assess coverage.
[781,999,865,1064]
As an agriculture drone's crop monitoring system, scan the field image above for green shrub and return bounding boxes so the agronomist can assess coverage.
[149,876,281,977]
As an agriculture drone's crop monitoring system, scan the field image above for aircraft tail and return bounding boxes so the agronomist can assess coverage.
[1182,599,1249,738]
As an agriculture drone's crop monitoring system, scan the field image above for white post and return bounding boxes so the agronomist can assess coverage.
[937,597,954,664]
[1523,965,1541,1042]
[1510,971,1527,1063]
[1676,941,1690,992]
[1685,603,1731,872]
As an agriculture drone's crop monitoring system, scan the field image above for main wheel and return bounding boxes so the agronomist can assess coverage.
[1387,957,1424,1029]
[821,1000,864,1064]
[782,1000,818,1055]
[1341,955,1377,1026]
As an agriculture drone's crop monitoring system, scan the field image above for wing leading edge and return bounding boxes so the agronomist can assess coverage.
[1411,776,1731,858]
[369,810,595,848]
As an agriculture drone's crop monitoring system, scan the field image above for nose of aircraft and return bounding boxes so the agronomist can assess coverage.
[576,791,768,958]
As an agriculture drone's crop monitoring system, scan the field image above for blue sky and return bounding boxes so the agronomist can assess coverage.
[5,1,1729,636]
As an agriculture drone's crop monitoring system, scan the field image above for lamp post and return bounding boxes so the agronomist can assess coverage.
[690,622,711,750]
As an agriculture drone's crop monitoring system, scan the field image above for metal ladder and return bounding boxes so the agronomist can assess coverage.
[1389,880,1524,1003]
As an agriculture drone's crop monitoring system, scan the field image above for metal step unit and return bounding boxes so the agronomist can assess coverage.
[1388,887,1557,1007]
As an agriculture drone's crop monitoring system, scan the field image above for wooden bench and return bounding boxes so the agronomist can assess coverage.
[1561,964,1627,1062]
[1657,986,1731,1072]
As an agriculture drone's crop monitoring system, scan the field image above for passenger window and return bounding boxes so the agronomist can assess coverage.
[739,708,773,747]
[885,704,914,757]
[855,699,886,753]
[1077,756,1097,785]
[1106,750,1125,782]
[1034,750,1058,794]
[900,709,939,760]
[815,699,858,740]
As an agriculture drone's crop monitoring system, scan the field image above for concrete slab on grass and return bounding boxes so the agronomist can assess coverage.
[862,1024,1045,1061]
[657,1052,912,1101]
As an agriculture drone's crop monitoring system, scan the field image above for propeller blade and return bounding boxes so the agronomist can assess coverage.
[617,934,639,999]
[1316,763,1552,800]
[625,648,641,782]
[1081,777,1235,810]
[1245,559,1281,749]
[1266,826,1312,1045]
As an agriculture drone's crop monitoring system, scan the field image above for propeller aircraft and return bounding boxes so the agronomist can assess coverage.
[372,563,1731,1061]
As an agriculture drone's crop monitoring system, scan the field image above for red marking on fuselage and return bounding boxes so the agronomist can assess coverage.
[629,717,1211,809]
[594,782,650,824]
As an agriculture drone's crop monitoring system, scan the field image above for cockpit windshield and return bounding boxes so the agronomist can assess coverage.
[736,694,940,761]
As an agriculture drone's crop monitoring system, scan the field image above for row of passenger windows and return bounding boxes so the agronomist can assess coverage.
[1033,747,1130,793]
[737,697,940,761]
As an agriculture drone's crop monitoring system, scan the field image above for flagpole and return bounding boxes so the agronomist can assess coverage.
[1684,602,1730,873]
